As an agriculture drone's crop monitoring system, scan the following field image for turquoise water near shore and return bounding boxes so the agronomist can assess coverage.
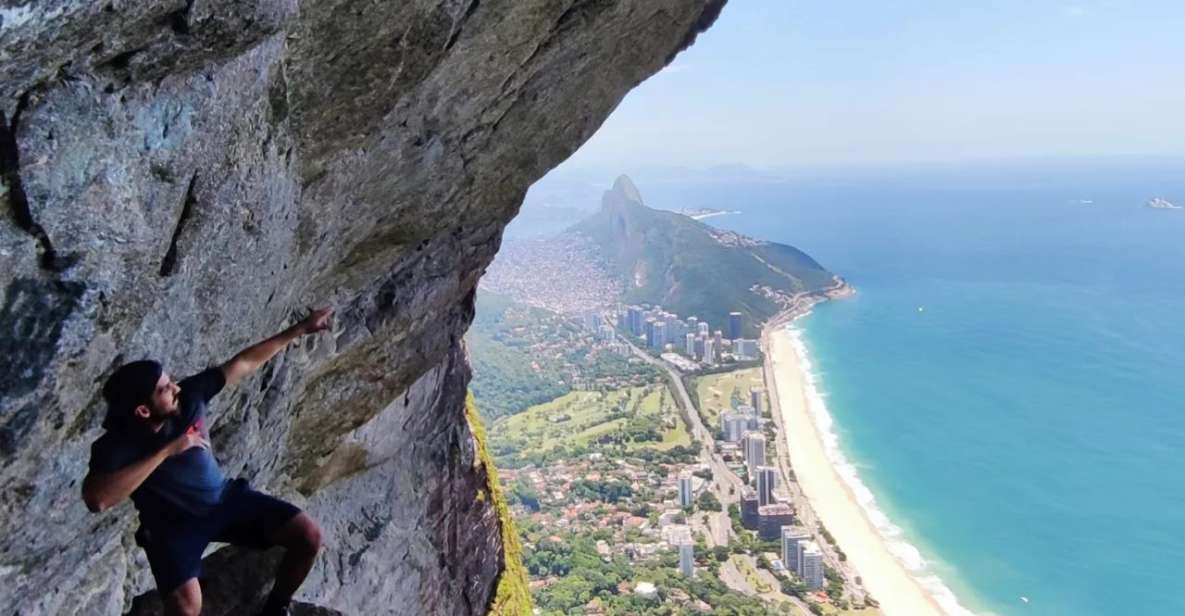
[633,161,1185,615]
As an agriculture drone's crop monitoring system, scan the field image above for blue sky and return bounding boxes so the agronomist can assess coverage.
[559,1,1185,170]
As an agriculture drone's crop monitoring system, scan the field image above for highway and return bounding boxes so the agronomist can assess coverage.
[616,329,747,547]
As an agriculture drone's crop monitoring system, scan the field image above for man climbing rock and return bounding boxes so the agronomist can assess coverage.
[82,308,334,616]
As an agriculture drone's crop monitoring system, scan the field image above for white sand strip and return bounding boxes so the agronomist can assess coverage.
[766,326,949,616]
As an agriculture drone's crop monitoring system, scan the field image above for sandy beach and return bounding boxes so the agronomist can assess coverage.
[765,325,947,616]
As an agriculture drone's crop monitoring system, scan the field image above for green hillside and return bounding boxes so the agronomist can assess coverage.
[467,289,660,420]
[570,176,837,337]
[467,291,571,420]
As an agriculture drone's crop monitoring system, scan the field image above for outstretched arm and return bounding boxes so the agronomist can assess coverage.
[221,308,333,387]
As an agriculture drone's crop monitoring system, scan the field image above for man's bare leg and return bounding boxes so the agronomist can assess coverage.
[165,579,202,616]
[259,512,322,615]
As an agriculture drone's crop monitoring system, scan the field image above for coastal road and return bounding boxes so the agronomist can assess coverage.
[613,326,747,547]
[618,333,747,498]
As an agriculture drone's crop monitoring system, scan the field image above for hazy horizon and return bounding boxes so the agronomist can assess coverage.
[553,1,1185,174]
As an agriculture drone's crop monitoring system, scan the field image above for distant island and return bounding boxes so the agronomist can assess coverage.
[1147,197,1181,210]
[680,207,742,220]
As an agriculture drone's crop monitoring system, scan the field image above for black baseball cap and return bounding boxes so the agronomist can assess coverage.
[101,360,163,429]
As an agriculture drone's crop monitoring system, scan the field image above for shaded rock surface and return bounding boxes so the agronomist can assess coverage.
[0,0,725,614]
[126,547,341,616]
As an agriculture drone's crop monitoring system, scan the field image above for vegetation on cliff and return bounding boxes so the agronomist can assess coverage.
[467,394,532,616]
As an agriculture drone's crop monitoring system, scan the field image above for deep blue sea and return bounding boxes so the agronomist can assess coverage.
[602,160,1185,615]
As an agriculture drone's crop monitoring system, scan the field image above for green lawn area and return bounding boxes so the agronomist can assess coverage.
[490,384,690,460]
[693,367,766,429]
[729,554,774,594]
[626,403,691,452]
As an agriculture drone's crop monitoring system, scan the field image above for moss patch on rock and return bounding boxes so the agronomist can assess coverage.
[467,393,532,615]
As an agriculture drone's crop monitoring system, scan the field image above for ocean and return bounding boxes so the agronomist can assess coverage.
[598,160,1185,615]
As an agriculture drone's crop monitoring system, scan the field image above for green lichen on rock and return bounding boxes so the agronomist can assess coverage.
[467,393,532,616]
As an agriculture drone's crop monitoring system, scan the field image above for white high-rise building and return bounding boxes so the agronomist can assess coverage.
[755,465,777,506]
[678,541,695,578]
[685,332,697,357]
[737,404,758,430]
[704,339,715,364]
[678,473,693,508]
[698,321,710,336]
[749,387,765,413]
[799,541,824,589]
[723,414,748,443]
[743,432,766,477]
[781,527,811,574]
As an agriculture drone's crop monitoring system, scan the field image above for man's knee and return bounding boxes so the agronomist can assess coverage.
[301,516,323,555]
[284,512,322,556]
[166,579,201,616]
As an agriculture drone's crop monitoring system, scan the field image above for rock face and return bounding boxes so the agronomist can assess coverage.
[0,1,725,614]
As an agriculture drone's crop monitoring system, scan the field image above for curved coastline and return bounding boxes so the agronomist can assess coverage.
[764,309,973,616]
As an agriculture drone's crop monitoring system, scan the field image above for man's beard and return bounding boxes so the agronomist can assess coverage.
[149,400,180,419]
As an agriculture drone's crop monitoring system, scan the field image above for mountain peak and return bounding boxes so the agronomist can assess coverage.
[611,175,644,205]
[573,176,838,339]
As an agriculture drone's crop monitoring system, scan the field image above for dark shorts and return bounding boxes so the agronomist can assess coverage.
[136,479,302,595]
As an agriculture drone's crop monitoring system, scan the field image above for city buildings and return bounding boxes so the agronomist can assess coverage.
[722,413,748,443]
[781,526,811,574]
[666,526,695,578]
[685,333,696,357]
[757,503,794,539]
[729,311,743,339]
[740,488,759,529]
[653,321,667,349]
[743,432,766,477]
[756,465,777,507]
[799,541,824,589]
[678,541,695,578]
[749,387,765,413]
[734,338,758,359]
[736,404,759,430]
[678,472,693,508]
[703,338,715,364]
[627,306,644,336]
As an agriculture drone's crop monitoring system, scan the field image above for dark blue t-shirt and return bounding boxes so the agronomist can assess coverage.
[89,367,228,523]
